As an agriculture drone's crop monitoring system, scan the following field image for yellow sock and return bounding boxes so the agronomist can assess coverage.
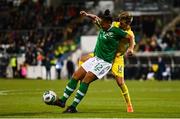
[78,60,83,68]
[120,83,132,106]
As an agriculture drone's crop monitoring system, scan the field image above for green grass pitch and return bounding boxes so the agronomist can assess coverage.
[0,79,180,118]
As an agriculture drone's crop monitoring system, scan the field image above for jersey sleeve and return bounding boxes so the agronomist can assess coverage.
[127,30,136,45]
[94,18,102,29]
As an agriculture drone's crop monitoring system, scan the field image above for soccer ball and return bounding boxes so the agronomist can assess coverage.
[43,90,57,105]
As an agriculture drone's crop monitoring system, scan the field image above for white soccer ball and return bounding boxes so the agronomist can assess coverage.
[43,90,57,104]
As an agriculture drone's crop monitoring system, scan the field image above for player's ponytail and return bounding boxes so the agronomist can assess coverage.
[104,9,110,16]
[102,9,112,22]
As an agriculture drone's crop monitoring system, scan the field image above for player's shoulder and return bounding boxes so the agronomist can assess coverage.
[110,27,126,37]
[112,21,120,28]
[111,26,123,32]
[126,28,134,37]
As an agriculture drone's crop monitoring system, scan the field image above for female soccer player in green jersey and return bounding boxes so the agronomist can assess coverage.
[48,10,134,113]
[78,11,135,113]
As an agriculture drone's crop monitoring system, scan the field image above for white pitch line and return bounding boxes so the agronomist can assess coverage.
[0,89,44,96]
[0,90,9,95]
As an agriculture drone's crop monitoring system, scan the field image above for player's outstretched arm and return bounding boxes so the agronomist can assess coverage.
[80,11,101,22]
[117,28,135,55]
[125,34,135,56]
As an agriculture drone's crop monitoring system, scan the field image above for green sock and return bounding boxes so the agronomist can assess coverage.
[60,78,78,102]
[71,82,89,108]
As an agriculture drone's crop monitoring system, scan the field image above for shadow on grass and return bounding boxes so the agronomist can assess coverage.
[0,109,123,117]
[65,108,125,114]
[0,111,60,117]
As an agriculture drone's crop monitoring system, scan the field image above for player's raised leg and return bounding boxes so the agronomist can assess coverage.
[63,71,97,113]
[51,67,87,108]
[63,56,112,113]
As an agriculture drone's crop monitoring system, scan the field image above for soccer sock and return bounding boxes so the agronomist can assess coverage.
[60,78,78,102]
[120,83,132,106]
[71,82,89,108]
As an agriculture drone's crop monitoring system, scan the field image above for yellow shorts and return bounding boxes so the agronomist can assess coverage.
[80,53,124,78]
[88,53,94,57]
[111,55,124,78]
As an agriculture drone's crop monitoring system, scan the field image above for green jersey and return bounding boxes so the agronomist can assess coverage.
[94,27,127,63]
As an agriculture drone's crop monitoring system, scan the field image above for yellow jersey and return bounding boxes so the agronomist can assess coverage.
[112,21,135,56]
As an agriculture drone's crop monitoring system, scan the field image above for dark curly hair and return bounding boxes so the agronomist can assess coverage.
[101,9,113,22]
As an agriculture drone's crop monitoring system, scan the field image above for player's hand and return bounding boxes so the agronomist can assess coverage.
[126,48,134,56]
[80,11,88,16]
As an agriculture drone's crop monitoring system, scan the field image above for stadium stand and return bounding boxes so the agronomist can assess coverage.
[0,0,179,79]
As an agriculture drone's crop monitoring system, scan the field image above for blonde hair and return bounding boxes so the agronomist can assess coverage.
[118,11,133,25]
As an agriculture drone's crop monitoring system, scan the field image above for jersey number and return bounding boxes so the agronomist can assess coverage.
[94,63,103,71]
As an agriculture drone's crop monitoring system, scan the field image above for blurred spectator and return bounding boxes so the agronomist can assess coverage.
[146,64,158,80]
[55,58,64,79]
[149,35,161,51]
[66,57,75,80]
[37,51,44,65]
[44,57,51,80]
[146,67,155,80]
[162,65,171,80]
[162,31,177,51]
[9,55,17,78]
[156,57,166,80]
[138,34,149,52]
[19,62,27,78]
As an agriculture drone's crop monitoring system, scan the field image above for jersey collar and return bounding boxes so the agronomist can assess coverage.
[107,25,113,31]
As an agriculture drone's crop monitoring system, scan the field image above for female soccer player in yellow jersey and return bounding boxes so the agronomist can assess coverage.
[79,11,135,113]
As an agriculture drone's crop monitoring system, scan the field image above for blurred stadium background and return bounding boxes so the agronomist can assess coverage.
[0,0,179,80]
